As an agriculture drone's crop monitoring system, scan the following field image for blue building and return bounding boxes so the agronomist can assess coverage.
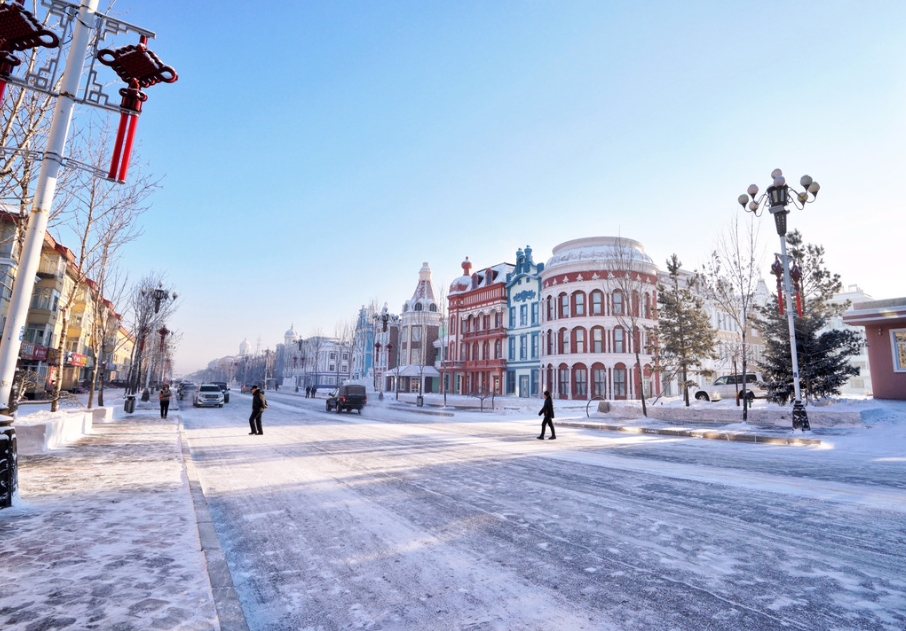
[505,246,544,397]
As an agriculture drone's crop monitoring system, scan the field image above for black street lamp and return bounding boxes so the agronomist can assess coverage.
[738,168,820,431]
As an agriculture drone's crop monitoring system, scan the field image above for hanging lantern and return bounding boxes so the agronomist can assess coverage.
[770,256,784,315]
[790,262,803,317]
[97,36,177,183]
[0,1,59,105]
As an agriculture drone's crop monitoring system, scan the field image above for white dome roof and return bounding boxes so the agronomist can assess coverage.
[545,236,655,272]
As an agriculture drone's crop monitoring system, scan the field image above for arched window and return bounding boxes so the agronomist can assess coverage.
[572,363,588,398]
[613,327,625,353]
[590,290,603,316]
[414,303,423,311]
[591,327,604,353]
[546,295,555,321]
[573,291,586,317]
[612,290,624,316]
[559,327,569,354]
[429,303,437,312]
[546,330,554,355]
[559,292,569,318]
[632,290,640,317]
[592,362,606,398]
[558,363,570,398]
[644,292,651,319]
[573,327,586,354]
[482,341,489,360]
[613,363,628,399]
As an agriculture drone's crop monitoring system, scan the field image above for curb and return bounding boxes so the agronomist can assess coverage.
[178,419,250,631]
[387,403,455,417]
[557,420,822,446]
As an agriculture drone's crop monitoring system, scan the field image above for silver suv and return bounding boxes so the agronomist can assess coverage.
[693,373,767,402]
[194,383,225,408]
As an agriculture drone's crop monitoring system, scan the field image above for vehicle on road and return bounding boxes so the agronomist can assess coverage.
[326,384,367,413]
[195,383,225,408]
[693,373,767,402]
[212,381,230,403]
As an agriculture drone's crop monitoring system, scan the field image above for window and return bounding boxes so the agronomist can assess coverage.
[414,303,423,311]
[509,337,516,360]
[593,368,606,398]
[574,367,587,397]
[531,333,539,359]
[558,368,569,397]
[574,292,585,316]
[612,291,624,315]
[495,339,501,358]
[495,311,502,328]
[411,326,422,343]
[520,335,527,360]
[546,331,554,355]
[574,328,585,354]
[613,328,624,353]
[591,290,603,315]
[614,367,627,398]
[547,296,554,320]
[24,324,47,345]
[893,330,906,371]
[592,327,604,353]
[559,328,569,354]
[559,293,569,318]
[519,304,527,327]
[531,369,540,396]
[509,307,516,327]
[531,303,539,325]
[506,370,516,395]
[484,315,491,330]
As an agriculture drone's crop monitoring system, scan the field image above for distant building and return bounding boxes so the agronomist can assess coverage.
[387,262,442,394]
[505,246,544,397]
[540,237,659,401]
[443,257,514,396]
[829,285,873,396]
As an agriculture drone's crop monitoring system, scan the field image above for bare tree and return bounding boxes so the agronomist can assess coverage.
[47,118,157,410]
[698,214,764,422]
[608,237,659,417]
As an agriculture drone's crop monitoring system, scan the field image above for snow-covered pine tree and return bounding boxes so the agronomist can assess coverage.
[654,254,718,406]
[756,231,863,404]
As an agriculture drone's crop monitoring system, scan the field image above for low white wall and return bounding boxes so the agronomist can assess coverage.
[598,401,863,428]
[16,406,115,455]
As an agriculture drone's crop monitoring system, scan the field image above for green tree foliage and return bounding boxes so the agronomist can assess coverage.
[756,231,863,404]
[655,254,718,406]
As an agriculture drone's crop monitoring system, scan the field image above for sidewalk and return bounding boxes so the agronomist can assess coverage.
[0,407,224,631]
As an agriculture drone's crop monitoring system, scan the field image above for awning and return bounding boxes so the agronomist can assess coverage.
[387,365,440,378]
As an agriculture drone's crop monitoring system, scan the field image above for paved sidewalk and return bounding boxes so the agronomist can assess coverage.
[0,409,221,630]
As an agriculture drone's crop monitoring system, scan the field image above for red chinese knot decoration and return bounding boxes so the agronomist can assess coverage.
[97,36,178,182]
[0,1,59,104]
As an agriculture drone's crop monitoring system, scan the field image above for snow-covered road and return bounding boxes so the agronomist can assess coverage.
[181,393,906,631]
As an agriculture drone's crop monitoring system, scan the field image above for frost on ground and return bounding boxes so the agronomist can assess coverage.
[183,393,906,631]
[0,409,217,631]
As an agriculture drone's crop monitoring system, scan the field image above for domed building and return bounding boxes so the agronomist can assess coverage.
[540,236,660,401]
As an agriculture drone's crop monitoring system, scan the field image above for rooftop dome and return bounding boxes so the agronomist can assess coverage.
[545,236,655,272]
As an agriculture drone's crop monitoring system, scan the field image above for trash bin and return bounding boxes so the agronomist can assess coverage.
[124,395,136,414]
[416,395,424,407]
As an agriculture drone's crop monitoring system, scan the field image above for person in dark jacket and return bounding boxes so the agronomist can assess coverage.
[158,384,171,419]
[537,390,556,440]
[249,385,267,435]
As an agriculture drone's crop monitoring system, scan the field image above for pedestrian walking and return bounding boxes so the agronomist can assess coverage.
[305,386,311,398]
[537,390,556,440]
[158,384,171,419]
[249,385,268,435]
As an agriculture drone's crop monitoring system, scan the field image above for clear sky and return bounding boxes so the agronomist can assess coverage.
[87,1,904,374]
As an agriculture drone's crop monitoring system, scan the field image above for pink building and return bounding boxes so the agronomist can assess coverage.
[843,297,906,400]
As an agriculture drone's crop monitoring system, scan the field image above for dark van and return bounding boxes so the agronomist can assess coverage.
[326,384,367,413]
[212,382,230,403]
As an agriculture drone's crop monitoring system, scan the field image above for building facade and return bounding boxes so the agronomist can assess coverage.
[505,246,544,397]
[540,236,660,401]
[443,257,514,396]
[388,263,442,394]
[843,297,906,400]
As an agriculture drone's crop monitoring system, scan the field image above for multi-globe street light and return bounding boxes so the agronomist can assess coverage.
[737,168,820,431]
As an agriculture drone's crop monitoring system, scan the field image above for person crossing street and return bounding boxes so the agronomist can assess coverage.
[249,385,267,435]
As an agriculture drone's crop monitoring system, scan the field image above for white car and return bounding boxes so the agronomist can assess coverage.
[693,373,767,402]
[194,383,225,408]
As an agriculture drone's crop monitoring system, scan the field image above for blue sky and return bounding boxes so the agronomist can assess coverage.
[84,1,905,373]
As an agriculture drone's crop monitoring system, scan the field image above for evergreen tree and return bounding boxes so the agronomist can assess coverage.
[756,231,863,404]
[655,254,718,406]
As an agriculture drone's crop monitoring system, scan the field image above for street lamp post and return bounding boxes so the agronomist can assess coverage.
[738,168,820,431]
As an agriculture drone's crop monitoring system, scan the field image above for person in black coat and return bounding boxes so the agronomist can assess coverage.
[537,390,556,440]
[249,385,268,435]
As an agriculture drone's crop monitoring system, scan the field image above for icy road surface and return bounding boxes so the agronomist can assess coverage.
[181,393,906,631]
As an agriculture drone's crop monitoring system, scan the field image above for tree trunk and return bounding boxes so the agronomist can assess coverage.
[635,352,647,417]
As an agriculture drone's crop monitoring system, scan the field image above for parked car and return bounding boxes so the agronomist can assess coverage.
[325,384,367,413]
[693,373,767,402]
[212,381,230,403]
[194,383,225,408]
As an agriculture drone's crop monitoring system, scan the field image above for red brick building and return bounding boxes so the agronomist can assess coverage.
[442,257,514,396]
